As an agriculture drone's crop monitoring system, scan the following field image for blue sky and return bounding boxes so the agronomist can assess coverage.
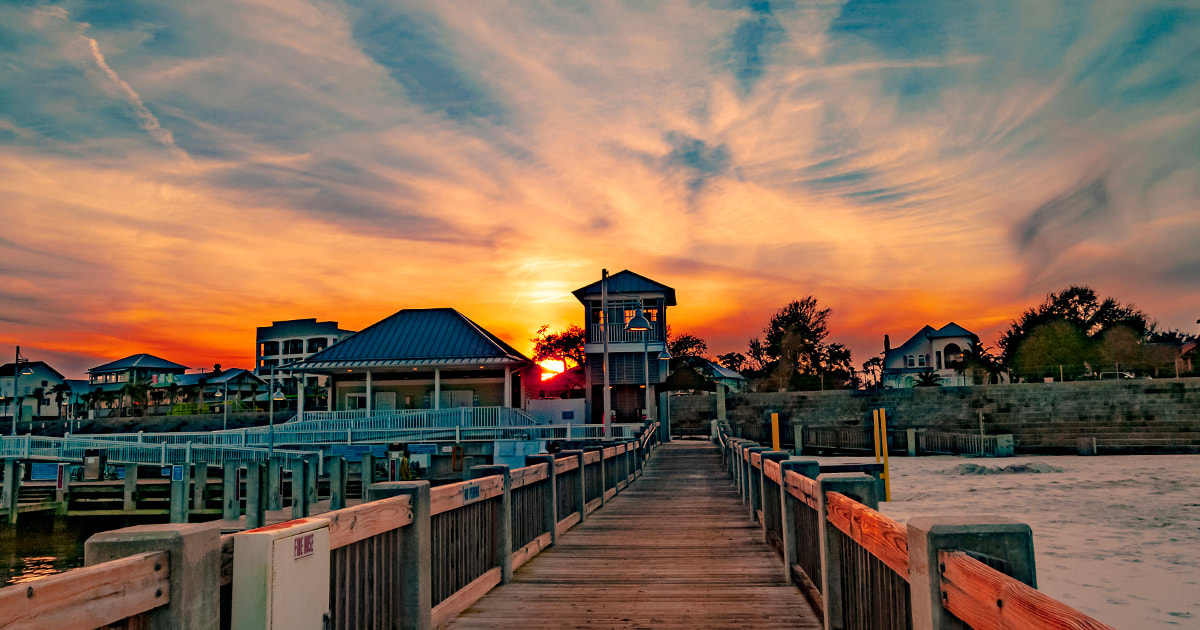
[0,0,1198,375]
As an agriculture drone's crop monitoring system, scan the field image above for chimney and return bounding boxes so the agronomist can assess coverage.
[883,334,891,352]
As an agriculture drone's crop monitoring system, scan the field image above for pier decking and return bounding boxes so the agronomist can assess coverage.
[449,441,821,628]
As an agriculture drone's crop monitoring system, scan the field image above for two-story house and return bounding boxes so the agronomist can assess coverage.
[87,354,188,413]
[1,360,67,423]
[881,323,977,388]
[572,270,675,424]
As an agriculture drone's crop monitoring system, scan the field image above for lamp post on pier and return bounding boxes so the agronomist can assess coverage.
[9,346,34,436]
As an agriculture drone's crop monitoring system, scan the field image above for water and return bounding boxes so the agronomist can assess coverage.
[0,517,132,587]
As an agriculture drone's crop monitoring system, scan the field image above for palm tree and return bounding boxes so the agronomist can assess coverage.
[51,383,71,419]
[166,383,181,406]
[914,369,942,387]
[30,387,45,423]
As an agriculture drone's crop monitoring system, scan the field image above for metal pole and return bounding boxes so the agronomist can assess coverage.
[268,364,276,460]
[11,347,19,436]
[222,381,229,432]
[643,324,650,424]
[601,269,611,438]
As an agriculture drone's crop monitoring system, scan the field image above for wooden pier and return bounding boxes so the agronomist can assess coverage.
[449,440,820,628]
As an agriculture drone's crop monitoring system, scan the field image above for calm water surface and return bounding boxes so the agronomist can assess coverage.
[0,518,132,587]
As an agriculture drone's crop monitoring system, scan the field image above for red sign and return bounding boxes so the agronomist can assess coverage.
[293,533,315,560]
[56,464,65,491]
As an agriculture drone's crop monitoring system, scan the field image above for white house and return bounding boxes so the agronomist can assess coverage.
[881,323,977,388]
[1,360,68,423]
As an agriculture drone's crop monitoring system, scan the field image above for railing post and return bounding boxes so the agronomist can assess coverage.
[222,461,239,520]
[469,464,513,584]
[907,516,1037,630]
[290,458,308,518]
[360,452,374,498]
[84,522,221,630]
[527,454,558,546]
[907,428,918,456]
[817,473,880,630]
[759,451,789,542]
[367,481,432,630]
[123,463,140,512]
[137,430,144,443]
[22,434,30,459]
[192,460,207,512]
[305,454,318,508]
[169,462,191,524]
[245,462,267,529]
[2,459,21,526]
[329,456,347,510]
[779,458,820,583]
[746,446,769,523]
[267,457,282,511]
[160,441,167,466]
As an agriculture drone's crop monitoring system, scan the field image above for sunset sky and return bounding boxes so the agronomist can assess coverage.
[1,1,1198,379]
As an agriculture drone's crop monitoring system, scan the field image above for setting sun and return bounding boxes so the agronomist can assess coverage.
[539,360,566,380]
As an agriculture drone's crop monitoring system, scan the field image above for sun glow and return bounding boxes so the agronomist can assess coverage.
[539,360,565,380]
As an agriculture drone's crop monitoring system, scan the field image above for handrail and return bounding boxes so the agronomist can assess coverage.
[326,494,414,549]
[430,476,504,516]
[939,550,1115,629]
[824,491,909,578]
[0,550,170,629]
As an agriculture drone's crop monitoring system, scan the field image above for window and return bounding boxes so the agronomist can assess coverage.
[918,355,926,367]
[307,338,328,353]
[261,341,279,356]
[936,351,942,370]
[906,356,914,367]
[283,339,304,355]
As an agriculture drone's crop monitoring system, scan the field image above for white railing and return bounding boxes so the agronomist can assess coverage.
[920,432,1015,457]
[587,323,664,345]
[0,435,314,466]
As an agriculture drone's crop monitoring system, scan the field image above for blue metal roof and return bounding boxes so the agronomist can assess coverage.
[929,322,976,339]
[89,354,188,374]
[572,270,677,305]
[294,308,530,368]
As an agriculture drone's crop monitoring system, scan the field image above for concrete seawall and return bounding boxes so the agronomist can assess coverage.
[668,379,1200,453]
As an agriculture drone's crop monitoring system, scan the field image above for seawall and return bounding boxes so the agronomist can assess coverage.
[668,378,1200,453]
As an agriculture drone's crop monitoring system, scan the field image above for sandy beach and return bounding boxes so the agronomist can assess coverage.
[822,454,1200,628]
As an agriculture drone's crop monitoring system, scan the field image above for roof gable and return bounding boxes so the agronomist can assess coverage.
[89,354,187,374]
[572,270,677,306]
[302,308,530,364]
[0,361,65,381]
[930,322,977,339]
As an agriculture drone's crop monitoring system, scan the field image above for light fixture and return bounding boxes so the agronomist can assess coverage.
[658,350,671,361]
[624,305,651,332]
[272,387,286,401]
[19,364,33,376]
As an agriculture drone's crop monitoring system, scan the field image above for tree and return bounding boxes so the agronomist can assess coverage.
[998,286,1151,367]
[913,369,942,387]
[1012,320,1092,381]
[51,383,71,418]
[861,356,884,388]
[666,329,708,360]
[747,296,854,390]
[717,352,747,373]
[531,325,587,370]
[166,383,181,406]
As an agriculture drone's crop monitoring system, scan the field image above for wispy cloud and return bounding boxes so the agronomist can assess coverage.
[0,0,1197,375]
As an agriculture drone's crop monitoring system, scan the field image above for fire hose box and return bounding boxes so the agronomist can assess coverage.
[232,517,330,629]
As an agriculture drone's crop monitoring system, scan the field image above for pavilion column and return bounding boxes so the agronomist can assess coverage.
[327,376,334,411]
[366,371,373,416]
[434,369,441,410]
[504,367,512,408]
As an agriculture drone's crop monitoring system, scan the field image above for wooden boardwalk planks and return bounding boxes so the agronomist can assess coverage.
[448,441,821,629]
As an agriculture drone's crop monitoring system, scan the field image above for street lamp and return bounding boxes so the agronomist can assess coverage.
[10,346,34,436]
[215,380,230,431]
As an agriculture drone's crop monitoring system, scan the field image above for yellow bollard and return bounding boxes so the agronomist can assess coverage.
[771,413,781,451]
[872,409,882,463]
[880,409,892,502]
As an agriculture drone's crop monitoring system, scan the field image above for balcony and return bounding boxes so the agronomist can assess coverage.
[588,323,664,345]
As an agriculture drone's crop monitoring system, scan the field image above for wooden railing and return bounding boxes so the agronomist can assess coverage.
[2,422,664,630]
[0,550,170,629]
[715,422,1114,630]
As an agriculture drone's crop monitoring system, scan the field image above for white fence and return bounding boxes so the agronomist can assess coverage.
[0,435,313,466]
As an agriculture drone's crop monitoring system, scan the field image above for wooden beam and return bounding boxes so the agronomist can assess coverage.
[326,494,414,549]
[582,452,600,465]
[763,459,781,484]
[555,512,581,536]
[783,470,819,509]
[510,463,549,490]
[824,491,909,578]
[431,567,502,628]
[555,457,579,474]
[430,476,504,516]
[0,551,169,630]
[939,550,1115,630]
[512,532,553,571]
